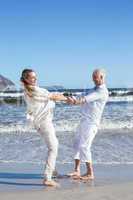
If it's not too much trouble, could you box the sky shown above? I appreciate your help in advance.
[0,0,133,89]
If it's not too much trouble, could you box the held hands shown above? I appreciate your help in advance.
[66,96,77,104]
[63,92,77,104]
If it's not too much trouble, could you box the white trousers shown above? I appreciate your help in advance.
[74,119,97,162]
[34,117,58,181]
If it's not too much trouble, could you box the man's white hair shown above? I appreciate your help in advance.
[93,68,106,78]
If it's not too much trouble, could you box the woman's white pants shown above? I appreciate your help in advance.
[35,118,58,181]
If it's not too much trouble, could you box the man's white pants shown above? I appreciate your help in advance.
[34,117,58,181]
[74,119,97,162]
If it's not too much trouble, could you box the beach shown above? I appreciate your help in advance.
[0,89,133,199]
[0,162,133,199]
[0,0,133,197]
[1,182,133,200]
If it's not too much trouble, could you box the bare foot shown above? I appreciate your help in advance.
[72,175,81,180]
[43,179,59,187]
[80,174,94,180]
[67,171,80,179]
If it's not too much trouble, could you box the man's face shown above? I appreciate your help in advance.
[25,72,37,86]
[92,72,103,86]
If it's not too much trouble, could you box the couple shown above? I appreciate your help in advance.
[20,68,108,187]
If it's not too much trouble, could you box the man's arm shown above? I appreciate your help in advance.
[85,89,104,102]
[67,89,104,105]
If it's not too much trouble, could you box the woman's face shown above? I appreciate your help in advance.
[25,71,37,86]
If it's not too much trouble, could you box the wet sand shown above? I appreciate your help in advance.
[0,162,133,199]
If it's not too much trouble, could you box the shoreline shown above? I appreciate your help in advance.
[0,163,133,199]
[0,162,133,192]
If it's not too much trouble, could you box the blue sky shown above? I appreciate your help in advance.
[0,0,133,88]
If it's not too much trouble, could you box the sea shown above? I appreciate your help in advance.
[0,88,133,166]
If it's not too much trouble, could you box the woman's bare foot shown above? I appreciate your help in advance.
[43,179,59,187]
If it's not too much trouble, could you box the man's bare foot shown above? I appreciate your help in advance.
[80,174,94,180]
[72,175,81,180]
[67,171,80,178]
[43,179,59,187]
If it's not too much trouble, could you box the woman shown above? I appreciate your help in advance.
[20,69,67,186]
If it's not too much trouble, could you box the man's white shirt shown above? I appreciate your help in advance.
[81,84,109,127]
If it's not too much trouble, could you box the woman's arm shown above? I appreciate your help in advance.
[49,93,67,101]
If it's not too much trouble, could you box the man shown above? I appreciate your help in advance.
[67,69,109,180]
